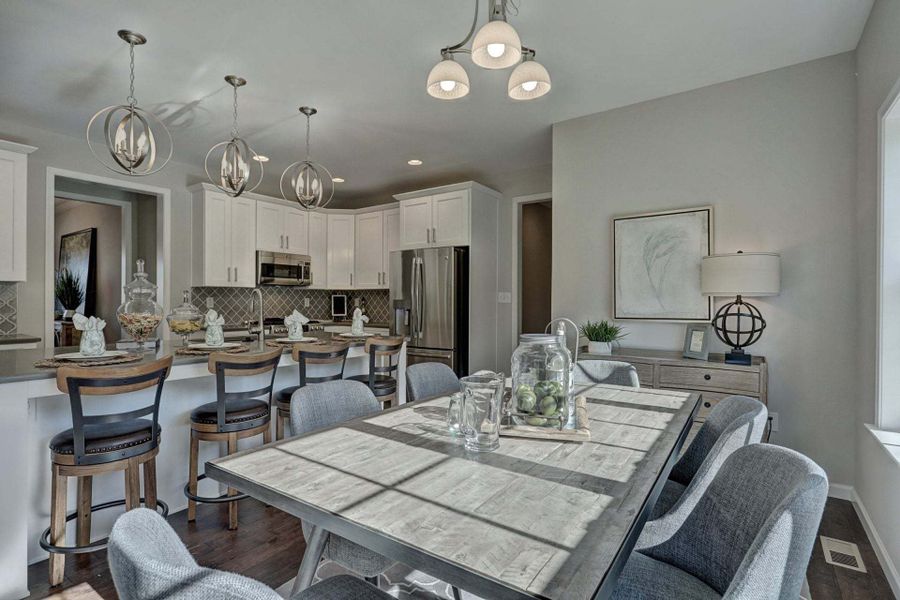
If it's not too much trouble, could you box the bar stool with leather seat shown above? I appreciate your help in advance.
[184,348,281,530]
[347,337,404,408]
[274,341,350,440]
[42,355,173,587]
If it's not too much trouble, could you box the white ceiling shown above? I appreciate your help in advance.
[0,1,873,204]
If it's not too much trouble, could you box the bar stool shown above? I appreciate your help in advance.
[347,336,405,408]
[184,348,281,530]
[42,355,173,587]
[274,341,350,440]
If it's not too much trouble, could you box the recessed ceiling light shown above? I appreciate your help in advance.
[253,155,269,162]
[332,177,345,183]
[408,159,423,166]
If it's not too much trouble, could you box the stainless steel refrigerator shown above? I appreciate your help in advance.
[390,247,468,375]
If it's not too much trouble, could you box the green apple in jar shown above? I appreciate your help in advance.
[540,395,559,416]
[516,388,537,412]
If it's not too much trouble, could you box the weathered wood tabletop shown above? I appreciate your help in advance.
[207,383,700,600]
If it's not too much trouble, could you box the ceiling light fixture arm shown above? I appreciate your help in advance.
[442,0,479,57]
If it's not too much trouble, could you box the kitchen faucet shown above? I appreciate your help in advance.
[250,287,265,348]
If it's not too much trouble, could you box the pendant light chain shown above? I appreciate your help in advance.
[305,113,311,161]
[231,83,239,139]
[126,41,137,107]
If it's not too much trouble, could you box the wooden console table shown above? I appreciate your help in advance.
[580,347,768,438]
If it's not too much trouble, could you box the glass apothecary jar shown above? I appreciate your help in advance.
[510,334,572,427]
[117,259,164,342]
[167,289,203,346]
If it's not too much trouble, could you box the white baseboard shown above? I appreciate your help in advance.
[828,483,854,500]
[847,487,900,599]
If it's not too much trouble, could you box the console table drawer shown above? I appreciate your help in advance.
[696,391,734,420]
[630,362,654,386]
[659,365,759,394]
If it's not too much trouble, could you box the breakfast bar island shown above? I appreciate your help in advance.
[0,334,406,600]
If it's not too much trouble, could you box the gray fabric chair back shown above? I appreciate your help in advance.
[406,362,461,402]
[573,360,640,387]
[108,508,282,600]
[670,395,767,488]
[637,444,828,599]
[290,379,380,436]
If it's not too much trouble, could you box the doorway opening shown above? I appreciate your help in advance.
[512,193,553,347]
[45,169,171,348]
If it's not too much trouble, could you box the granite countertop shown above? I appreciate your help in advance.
[0,331,387,385]
[0,334,41,345]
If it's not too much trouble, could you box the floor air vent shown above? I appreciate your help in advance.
[821,536,867,572]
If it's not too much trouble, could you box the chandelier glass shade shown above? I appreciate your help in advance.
[204,75,262,197]
[280,107,334,210]
[508,55,551,100]
[427,56,470,100]
[471,19,522,69]
[86,30,172,176]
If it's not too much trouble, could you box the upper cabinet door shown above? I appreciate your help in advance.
[0,147,29,281]
[256,201,284,252]
[354,211,384,288]
[203,192,232,286]
[382,208,400,288]
[326,214,355,288]
[230,196,257,287]
[432,190,470,247]
[284,208,309,254]
[307,211,327,288]
[399,196,433,250]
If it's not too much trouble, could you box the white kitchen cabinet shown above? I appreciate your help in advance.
[307,211,327,288]
[0,141,36,281]
[354,211,384,288]
[326,214,355,288]
[397,189,470,249]
[256,200,309,254]
[382,208,399,289]
[192,187,257,287]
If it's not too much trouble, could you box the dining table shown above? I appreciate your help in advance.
[206,382,701,600]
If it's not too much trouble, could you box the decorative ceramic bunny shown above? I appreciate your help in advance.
[351,306,369,336]
[284,310,310,340]
[73,314,107,356]
[204,310,225,346]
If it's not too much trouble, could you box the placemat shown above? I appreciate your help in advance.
[175,343,250,356]
[34,352,144,369]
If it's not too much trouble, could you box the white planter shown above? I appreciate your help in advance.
[588,341,612,355]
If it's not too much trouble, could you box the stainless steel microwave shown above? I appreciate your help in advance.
[256,251,312,286]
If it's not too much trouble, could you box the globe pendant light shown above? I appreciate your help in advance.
[508,50,551,100]
[427,52,470,100]
[280,107,334,210]
[471,0,521,70]
[204,76,263,197]
[86,30,173,176]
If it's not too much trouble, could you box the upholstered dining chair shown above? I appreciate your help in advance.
[612,444,828,600]
[406,362,461,402]
[108,508,392,600]
[573,360,640,387]
[651,395,767,519]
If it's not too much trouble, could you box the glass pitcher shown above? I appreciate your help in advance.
[460,372,505,453]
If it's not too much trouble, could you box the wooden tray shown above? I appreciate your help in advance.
[500,394,590,442]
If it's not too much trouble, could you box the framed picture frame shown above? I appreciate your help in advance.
[57,227,97,317]
[683,323,711,360]
[613,206,713,321]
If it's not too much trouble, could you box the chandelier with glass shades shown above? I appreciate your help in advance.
[86,30,173,176]
[280,107,335,210]
[427,0,550,101]
[204,75,263,197]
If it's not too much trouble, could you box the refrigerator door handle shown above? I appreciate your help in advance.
[415,257,425,338]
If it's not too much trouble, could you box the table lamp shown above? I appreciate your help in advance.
[700,251,781,365]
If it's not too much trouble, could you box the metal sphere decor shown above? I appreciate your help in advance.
[204,75,263,197]
[86,30,173,176]
[710,295,766,364]
[280,107,334,210]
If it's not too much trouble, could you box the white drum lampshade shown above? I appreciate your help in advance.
[701,252,781,297]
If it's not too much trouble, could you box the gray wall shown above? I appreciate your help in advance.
[855,0,900,585]
[552,53,858,486]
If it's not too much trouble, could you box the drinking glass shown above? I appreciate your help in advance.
[460,372,505,453]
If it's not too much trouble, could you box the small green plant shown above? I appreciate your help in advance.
[55,268,84,310]
[580,320,626,343]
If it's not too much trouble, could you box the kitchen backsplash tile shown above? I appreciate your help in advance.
[0,282,17,335]
[190,287,391,326]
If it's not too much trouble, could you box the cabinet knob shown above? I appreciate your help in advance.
[703,374,711,381]
[704,401,711,408]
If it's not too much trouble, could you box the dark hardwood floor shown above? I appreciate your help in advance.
[27,498,895,599]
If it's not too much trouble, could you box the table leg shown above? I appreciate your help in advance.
[291,524,327,596]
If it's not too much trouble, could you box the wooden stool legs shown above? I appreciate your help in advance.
[188,430,199,522]
[48,465,67,586]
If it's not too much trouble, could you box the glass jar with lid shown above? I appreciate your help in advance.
[166,289,203,346]
[510,334,572,427]
[116,259,164,343]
